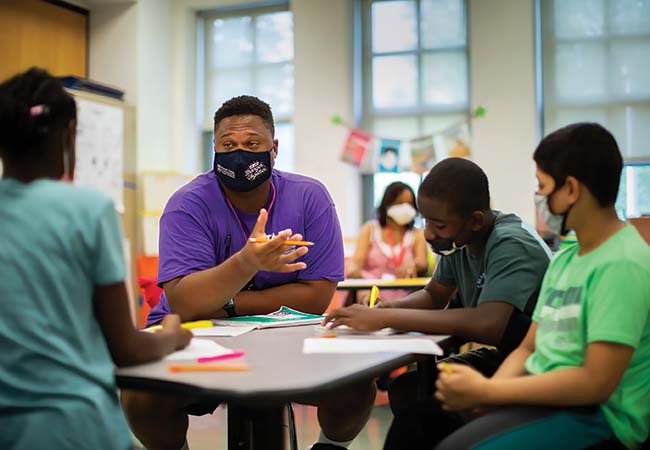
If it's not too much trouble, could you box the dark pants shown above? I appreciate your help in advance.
[384,348,625,450]
[384,347,504,450]
[387,347,505,415]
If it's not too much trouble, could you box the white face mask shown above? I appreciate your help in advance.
[387,203,417,226]
[535,194,566,235]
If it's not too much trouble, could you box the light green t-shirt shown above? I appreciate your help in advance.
[525,224,650,449]
[0,179,132,450]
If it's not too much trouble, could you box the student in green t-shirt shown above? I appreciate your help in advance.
[430,123,650,450]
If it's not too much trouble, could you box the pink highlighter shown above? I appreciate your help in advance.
[197,350,245,364]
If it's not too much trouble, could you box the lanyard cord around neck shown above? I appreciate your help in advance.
[224,180,277,241]
[385,226,406,267]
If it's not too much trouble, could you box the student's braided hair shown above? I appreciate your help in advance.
[0,67,76,162]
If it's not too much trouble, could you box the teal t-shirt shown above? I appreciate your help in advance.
[525,224,650,449]
[433,211,552,314]
[0,179,132,450]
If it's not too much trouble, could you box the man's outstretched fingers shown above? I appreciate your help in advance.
[251,208,268,237]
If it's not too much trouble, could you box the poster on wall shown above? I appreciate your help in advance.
[410,135,436,174]
[340,129,373,166]
[378,139,401,173]
[74,97,124,212]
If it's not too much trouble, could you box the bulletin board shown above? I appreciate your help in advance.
[74,96,125,212]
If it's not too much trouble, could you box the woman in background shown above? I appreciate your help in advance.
[346,181,428,301]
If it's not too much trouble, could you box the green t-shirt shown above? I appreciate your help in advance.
[0,179,131,450]
[433,211,552,315]
[525,224,650,449]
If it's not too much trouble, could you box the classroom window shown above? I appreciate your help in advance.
[200,5,295,172]
[539,0,650,218]
[360,0,470,217]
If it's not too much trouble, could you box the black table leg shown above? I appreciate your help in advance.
[343,288,358,306]
[416,357,437,400]
[228,404,285,450]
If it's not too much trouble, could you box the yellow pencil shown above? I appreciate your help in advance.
[440,362,453,375]
[369,285,379,308]
[146,320,213,332]
[248,238,314,246]
[168,364,250,372]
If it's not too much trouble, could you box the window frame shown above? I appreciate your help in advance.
[359,0,470,220]
[537,0,650,218]
[199,2,294,171]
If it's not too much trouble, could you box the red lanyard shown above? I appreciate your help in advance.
[225,180,277,241]
[385,227,406,267]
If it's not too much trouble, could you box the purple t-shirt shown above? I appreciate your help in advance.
[147,169,344,325]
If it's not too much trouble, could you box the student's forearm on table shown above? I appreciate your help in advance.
[389,289,438,309]
[113,330,180,367]
[166,253,257,321]
[485,367,613,406]
[381,307,506,345]
[234,281,335,316]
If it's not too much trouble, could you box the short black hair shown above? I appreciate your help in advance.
[377,181,417,229]
[213,95,275,136]
[534,123,622,207]
[0,67,76,162]
[418,158,490,217]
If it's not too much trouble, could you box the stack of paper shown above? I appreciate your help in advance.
[165,338,235,361]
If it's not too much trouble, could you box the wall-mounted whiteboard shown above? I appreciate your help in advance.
[74,96,125,212]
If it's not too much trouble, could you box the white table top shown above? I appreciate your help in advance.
[116,325,449,406]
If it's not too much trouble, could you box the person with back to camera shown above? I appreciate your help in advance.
[345,181,428,301]
[0,67,191,450]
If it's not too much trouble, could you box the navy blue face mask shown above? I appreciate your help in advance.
[213,148,272,192]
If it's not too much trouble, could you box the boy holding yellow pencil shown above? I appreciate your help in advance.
[323,158,552,449]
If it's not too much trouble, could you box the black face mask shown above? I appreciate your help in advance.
[213,148,272,192]
[426,238,465,256]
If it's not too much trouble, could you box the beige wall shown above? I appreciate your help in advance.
[293,0,360,235]
[469,0,538,224]
[87,0,540,233]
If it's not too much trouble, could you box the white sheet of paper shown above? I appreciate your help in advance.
[303,338,443,355]
[164,338,234,361]
[314,325,398,336]
[191,326,256,337]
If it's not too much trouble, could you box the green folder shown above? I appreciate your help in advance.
[212,306,324,329]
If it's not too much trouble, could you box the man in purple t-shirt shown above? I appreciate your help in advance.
[121,96,376,450]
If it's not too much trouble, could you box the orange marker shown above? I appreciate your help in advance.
[318,333,337,339]
[168,364,250,372]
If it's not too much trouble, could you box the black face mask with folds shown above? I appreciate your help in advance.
[426,237,467,256]
[213,148,272,192]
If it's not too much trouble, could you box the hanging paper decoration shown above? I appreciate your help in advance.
[333,106,485,171]
[340,129,373,166]
[435,122,471,159]
[410,135,436,174]
[378,139,401,173]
